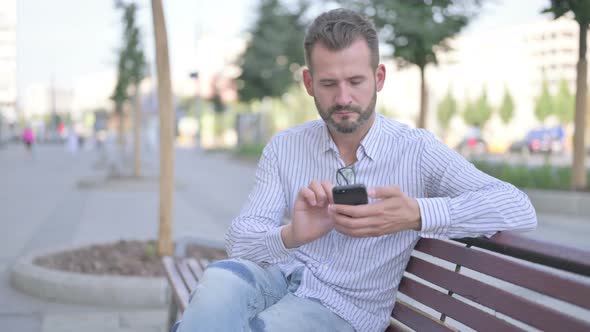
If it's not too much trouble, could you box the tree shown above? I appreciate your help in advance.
[463,88,492,128]
[338,0,482,128]
[534,79,553,123]
[113,1,146,177]
[543,0,590,190]
[554,78,575,124]
[151,0,174,256]
[237,0,309,102]
[436,88,458,139]
[111,53,130,150]
[499,87,515,125]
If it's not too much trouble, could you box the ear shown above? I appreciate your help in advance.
[375,64,386,92]
[302,68,314,96]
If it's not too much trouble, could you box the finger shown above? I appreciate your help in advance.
[334,215,393,237]
[299,187,317,206]
[308,180,328,206]
[330,202,379,218]
[321,181,335,204]
[368,186,402,199]
[332,213,380,230]
[334,221,381,237]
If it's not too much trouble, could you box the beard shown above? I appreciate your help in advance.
[315,91,377,134]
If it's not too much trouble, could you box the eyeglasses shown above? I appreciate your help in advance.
[336,165,356,186]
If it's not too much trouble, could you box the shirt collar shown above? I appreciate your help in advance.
[320,113,383,161]
[359,113,382,161]
[321,122,338,154]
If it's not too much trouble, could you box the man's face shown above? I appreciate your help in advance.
[303,38,385,134]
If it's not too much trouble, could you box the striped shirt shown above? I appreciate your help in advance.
[225,113,537,332]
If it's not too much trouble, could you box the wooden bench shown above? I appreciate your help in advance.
[163,232,590,331]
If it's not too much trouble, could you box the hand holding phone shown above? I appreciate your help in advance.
[332,184,368,205]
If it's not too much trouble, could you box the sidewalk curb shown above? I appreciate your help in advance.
[9,249,169,309]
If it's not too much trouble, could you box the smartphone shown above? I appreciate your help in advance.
[332,184,368,205]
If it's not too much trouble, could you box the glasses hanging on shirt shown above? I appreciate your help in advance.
[336,165,356,186]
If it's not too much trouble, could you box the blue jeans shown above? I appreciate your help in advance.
[173,258,355,332]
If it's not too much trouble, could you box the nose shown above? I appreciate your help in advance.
[334,83,353,106]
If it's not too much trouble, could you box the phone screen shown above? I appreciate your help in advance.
[332,184,368,205]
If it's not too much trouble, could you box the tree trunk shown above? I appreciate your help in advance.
[151,0,174,256]
[133,85,142,178]
[572,23,587,190]
[417,65,428,128]
[116,102,125,149]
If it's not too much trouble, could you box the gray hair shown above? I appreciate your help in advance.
[304,8,379,72]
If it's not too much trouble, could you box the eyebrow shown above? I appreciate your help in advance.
[318,75,366,83]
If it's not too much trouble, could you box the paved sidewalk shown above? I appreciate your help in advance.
[0,143,255,332]
[0,142,588,331]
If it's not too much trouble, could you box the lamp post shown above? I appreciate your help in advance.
[189,71,201,148]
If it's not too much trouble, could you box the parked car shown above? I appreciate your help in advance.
[456,136,488,156]
[509,126,565,155]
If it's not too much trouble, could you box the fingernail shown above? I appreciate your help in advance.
[368,188,375,196]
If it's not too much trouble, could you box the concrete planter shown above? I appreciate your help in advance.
[10,250,169,309]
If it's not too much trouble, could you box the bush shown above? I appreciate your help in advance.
[472,161,589,191]
[234,143,265,158]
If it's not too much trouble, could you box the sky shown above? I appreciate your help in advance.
[14,0,551,105]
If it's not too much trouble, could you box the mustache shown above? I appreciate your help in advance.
[329,105,361,113]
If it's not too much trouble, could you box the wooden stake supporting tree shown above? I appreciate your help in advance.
[151,0,174,256]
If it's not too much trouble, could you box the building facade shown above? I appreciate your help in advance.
[0,0,17,139]
[379,16,585,152]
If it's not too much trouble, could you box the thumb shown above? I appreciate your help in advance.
[368,186,401,199]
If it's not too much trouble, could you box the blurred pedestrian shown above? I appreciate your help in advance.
[22,126,35,154]
[66,127,79,154]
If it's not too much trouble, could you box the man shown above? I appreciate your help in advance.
[176,8,537,332]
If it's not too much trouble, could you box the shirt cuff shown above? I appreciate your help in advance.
[416,197,452,237]
[264,226,295,263]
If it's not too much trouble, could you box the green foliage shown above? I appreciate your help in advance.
[473,160,589,191]
[436,88,457,131]
[543,0,590,25]
[463,88,491,127]
[111,2,146,109]
[499,87,515,125]
[279,85,318,126]
[234,143,266,158]
[144,243,157,258]
[338,0,482,69]
[554,78,575,124]
[237,0,309,102]
[534,79,553,123]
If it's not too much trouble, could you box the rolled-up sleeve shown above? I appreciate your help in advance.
[416,132,537,239]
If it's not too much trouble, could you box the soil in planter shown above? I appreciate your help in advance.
[34,239,227,278]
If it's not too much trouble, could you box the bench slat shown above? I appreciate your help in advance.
[176,259,198,292]
[457,232,590,277]
[187,258,205,280]
[416,239,590,310]
[406,256,590,331]
[162,256,190,312]
[399,277,524,332]
[390,300,457,332]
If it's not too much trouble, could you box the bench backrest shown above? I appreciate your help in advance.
[390,233,590,332]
